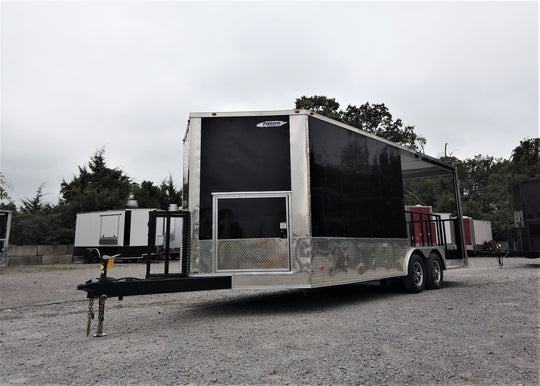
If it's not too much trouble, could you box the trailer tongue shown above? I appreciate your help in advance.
[77,274,231,299]
[78,273,231,337]
[78,210,232,336]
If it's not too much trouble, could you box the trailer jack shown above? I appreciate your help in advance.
[85,252,116,337]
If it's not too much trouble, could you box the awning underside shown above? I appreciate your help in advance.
[401,153,454,179]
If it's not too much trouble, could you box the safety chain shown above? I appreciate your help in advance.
[86,298,95,337]
[95,295,108,337]
[85,295,107,337]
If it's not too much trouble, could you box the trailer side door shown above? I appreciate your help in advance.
[212,192,291,272]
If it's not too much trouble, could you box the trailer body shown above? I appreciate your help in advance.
[73,208,182,262]
[461,216,474,250]
[472,219,493,249]
[433,213,454,245]
[0,210,12,267]
[458,216,493,253]
[182,110,467,290]
[78,109,468,302]
[510,180,540,257]
[405,206,437,246]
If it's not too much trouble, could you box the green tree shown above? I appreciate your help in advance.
[509,138,539,181]
[403,174,458,215]
[9,185,73,245]
[438,155,511,238]
[295,95,342,120]
[159,175,183,209]
[485,138,539,238]
[0,172,14,208]
[341,103,426,152]
[295,95,426,151]
[482,161,514,238]
[440,139,538,239]
[51,148,133,243]
[20,184,49,213]
[131,175,183,210]
[131,180,162,208]
[60,148,132,214]
[458,155,500,207]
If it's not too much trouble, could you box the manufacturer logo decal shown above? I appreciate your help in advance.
[256,121,287,127]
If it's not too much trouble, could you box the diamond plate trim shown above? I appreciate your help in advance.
[216,238,289,271]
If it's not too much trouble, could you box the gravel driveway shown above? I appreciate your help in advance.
[0,257,538,385]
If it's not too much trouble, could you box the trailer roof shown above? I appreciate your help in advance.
[188,109,455,178]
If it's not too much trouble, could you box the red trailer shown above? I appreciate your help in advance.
[406,206,437,246]
[462,216,473,247]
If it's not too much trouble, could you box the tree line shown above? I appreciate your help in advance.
[0,148,182,245]
[1,96,538,245]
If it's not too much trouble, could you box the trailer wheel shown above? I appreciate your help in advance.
[426,253,443,289]
[403,253,425,293]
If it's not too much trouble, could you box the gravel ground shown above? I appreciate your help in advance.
[0,257,538,385]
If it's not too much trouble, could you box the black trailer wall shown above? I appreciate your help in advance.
[308,117,406,238]
[0,211,9,250]
[199,115,407,241]
[0,213,8,240]
[199,116,291,240]
[512,180,540,252]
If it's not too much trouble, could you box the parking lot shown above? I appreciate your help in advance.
[0,257,538,384]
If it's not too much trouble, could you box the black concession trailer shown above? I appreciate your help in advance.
[78,110,468,334]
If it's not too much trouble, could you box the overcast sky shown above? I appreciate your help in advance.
[1,1,538,206]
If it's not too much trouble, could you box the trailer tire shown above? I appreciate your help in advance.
[403,253,425,293]
[426,253,443,289]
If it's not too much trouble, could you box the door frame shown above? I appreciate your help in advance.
[211,191,292,273]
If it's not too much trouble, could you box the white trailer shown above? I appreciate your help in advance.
[472,219,493,250]
[73,208,182,262]
[0,210,12,268]
[438,213,455,245]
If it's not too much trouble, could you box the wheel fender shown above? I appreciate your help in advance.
[403,249,426,276]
